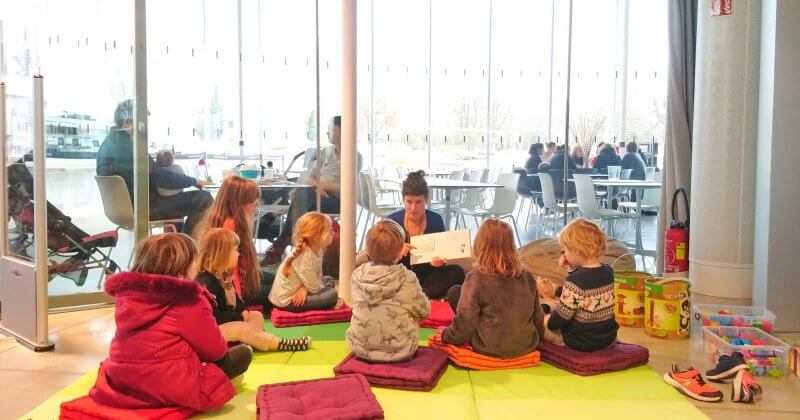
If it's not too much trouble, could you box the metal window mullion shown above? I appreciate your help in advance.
[133,0,150,242]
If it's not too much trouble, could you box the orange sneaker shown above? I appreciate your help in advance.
[732,370,763,403]
[663,364,724,402]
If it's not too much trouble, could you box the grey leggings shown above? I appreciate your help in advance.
[283,276,339,312]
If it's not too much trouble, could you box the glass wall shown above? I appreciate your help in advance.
[1,0,670,301]
[0,0,133,304]
[490,0,553,170]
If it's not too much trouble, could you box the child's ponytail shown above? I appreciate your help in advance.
[281,212,332,276]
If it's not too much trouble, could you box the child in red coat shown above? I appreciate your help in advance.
[90,233,252,412]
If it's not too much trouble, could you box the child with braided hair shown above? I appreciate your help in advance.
[268,212,344,312]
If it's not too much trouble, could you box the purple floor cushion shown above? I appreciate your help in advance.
[257,374,383,420]
[537,341,649,376]
[333,346,449,391]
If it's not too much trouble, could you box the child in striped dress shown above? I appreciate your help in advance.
[268,212,344,312]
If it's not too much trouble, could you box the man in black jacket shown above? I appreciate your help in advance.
[96,100,212,234]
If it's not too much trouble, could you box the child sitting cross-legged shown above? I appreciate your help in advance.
[347,220,430,362]
[437,219,545,359]
[544,219,619,352]
[269,212,344,312]
[90,233,251,412]
[196,228,310,351]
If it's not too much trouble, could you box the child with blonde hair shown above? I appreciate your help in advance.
[545,218,619,351]
[269,212,343,311]
[90,233,251,412]
[348,220,429,362]
[437,219,545,358]
[196,176,264,306]
[197,228,310,351]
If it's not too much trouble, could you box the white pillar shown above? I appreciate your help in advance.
[690,0,760,299]
[339,0,357,305]
[753,0,800,331]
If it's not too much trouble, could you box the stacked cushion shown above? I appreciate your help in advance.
[333,346,449,391]
[537,340,649,376]
[270,305,352,327]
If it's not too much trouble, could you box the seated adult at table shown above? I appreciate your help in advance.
[621,141,646,180]
[570,145,585,167]
[592,143,622,173]
[542,141,557,162]
[524,143,544,174]
[262,115,362,265]
[386,171,465,300]
[96,100,212,234]
[547,144,577,172]
[588,142,605,168]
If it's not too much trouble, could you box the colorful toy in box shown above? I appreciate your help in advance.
[702,326,789,378]
[693,304,775,335]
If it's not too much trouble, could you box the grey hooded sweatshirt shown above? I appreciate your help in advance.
[346,262,430,362]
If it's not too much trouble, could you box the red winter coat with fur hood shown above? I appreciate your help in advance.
[89,272,235,412]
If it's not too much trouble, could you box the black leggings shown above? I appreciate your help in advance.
[446,285,462,312]
[412,263,465,300]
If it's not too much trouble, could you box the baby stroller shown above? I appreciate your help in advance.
[7,160,120,288]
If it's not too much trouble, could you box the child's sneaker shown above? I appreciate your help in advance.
[706,351,749,381]
[663,364,724,402]
[278,336,312,351]
[731,370,763,403]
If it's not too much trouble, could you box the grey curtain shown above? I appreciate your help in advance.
[656,0,697,273]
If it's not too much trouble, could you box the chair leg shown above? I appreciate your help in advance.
[508,215,522,246]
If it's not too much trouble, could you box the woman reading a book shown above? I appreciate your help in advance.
[385,170,465,300]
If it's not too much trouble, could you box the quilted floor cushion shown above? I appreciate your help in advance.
[427,337,541,370]
[420,300,455,328]
[537,340,649,376]
[59,396,195,420]
[270,305,352,327]
[333,346,449,391]
[257,374,383,420]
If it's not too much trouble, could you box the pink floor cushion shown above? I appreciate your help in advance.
[257,374,384,420]
[269,305,352,327]
[333,346,449,391]
[537,341,649,376]
[420,300,455,328]
[59,395,196,420]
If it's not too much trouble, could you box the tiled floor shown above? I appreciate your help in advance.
[2,308,798,419]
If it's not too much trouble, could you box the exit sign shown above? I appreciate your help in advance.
[711,0,732,17]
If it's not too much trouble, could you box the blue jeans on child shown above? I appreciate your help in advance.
[283,276,338,312]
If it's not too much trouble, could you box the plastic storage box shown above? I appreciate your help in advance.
[692,304,775,336]
[702,326,790,378]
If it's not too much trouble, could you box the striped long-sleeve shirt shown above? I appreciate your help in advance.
[547,264,618,351]
[268,248,325,308]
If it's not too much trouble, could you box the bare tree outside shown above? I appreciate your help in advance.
[569,111,606,158]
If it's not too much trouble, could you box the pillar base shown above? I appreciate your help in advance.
[689,259,753,299]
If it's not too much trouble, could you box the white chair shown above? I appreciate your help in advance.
[573,174,637,236]
[619,171,662,214]
[95,176,184,263]
[452,170,484,229]
[537,172,579,230]
[253,197,289,240]
[452,172,522,246]
[358,172,403,250]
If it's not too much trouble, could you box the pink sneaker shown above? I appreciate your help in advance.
[732,370,763,403]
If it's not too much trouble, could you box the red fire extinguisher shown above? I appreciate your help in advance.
[665,188,689,273]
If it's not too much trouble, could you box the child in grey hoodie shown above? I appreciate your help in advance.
[347,220,430,362]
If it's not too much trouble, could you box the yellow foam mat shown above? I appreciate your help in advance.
[23,324,706,419]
